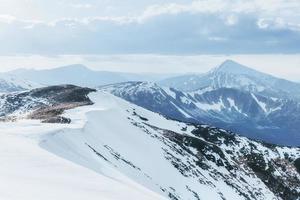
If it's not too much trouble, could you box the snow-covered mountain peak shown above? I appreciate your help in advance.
[159,60,274,93]
[212,60,262,76]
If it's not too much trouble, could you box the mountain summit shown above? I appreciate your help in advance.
[212,60,261,75]
[160,60,300,99]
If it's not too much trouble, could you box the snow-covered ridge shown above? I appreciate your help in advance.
[0,87,299,200]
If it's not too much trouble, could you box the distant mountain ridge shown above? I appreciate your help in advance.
[4,64,174,88]
[101,81,300,146]
[160,60,300,100]
[101,60,300,146]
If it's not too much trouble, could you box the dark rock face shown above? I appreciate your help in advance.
[42,116,71,124]
[0,84,96,123]
[27,84,96,104]
[295,158,300,174]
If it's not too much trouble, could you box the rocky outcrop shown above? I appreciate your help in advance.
[0,85,96,123]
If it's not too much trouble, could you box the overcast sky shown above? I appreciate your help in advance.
[1,0,300,54]
[0,0,299,80]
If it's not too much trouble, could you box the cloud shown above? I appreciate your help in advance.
[70,3,93,9]
[0,15,16,24]
[0,0,300,54]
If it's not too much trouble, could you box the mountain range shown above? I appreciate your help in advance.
[1,60,300,146]
[2,64,174,88]
[160,60,300,100]
[2,60,300,146]
[1,85,299,200]
[101,60,300,146]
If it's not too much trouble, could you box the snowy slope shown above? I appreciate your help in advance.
[38,92,300,200]
[0,74,41,93]
[1,88,299,200]
[0,120,165,200]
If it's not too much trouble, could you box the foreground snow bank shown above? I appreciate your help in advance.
[0,93,166,200]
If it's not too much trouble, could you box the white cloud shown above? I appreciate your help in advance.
[71,3,93,9]
[138,1,299,20]
[208,37,228,42]
[257,17,300,31]
[1,1,300,29]
[257,18,270,29]
[137,0,227,22]
[225,15,238,26]
[0,15,16,24]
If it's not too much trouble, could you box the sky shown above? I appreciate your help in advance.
[0,0,299,80]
